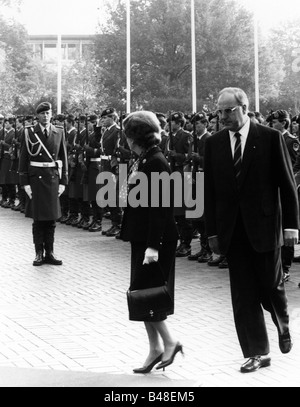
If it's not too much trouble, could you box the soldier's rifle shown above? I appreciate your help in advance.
[288,109,293,134]
[114,111,123,163]
[79,114,89,184]
[68,116,80,179]
[9,116,18,171]
[0,116,6,161]
[216,113,220,132]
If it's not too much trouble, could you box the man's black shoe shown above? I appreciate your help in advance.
[240,356,271,373]
[89,222,102,232]
[207,255,224,266]
[106,226,121,237]
[33,251,44,267]
[102,226,114,236]
[80,218,91,229]
[71,217,81,227]
[218,257,228,269]
[59,214,69,224]
[83,220,94,230]
[279,331,293,354]
[65,215,76,225]
[198,252,213,263]
[44,253,63,266]
[176,245,191,257]
[188,250,203,261]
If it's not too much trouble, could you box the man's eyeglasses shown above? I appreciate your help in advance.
[216,106,240,116]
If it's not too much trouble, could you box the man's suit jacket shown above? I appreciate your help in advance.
[204,121,299,255]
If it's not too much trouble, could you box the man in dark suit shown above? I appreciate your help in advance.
[204,87,299,373]
[19,102,68,266]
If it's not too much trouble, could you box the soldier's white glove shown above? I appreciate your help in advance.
[58,185,65,197]
[24,185,32,200]
[143,247,159,264]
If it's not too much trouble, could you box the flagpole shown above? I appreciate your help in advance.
[126,0,131,114]
[57,33,62,114]
[191,0,197,113]
[254,1,259,112]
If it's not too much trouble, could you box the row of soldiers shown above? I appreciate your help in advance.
[1,107,300,271]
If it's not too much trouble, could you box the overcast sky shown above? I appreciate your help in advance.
[18,0,104,35]
[8,0,300,36]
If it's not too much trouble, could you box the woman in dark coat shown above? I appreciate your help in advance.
[120,111,183,373]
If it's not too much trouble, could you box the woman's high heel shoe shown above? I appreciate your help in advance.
[156,343,184,370]
[133,354,163,374]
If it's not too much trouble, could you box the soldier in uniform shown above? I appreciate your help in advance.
[0,114,5,205]
[188,113,229,269]
[207,111,220,134]
[267,109,300,282]
[69,115,91,229]
[166,112,192,257]
[291,114,300,140]
[54,114,69,223]
[11,116,26,212]
[184,113,193,133]
[64,114,80,225]
[156,112,168,155]
[0,117,17,208]
[82,114,103,232]
[18,102,68,266]
[99,107,125,237]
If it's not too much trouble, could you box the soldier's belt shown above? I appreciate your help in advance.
[90,158,101,162]
[101,155,111,161]
[30,161,56,168]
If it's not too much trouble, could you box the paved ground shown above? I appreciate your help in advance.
[0,206,300,388]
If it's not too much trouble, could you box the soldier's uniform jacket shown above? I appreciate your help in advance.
[188,131,212,170]
[1,127,15,155]
[167,127,191,170]
[84,128,102,201]
[66,127,77,154]
[101,123,122,173]
[283,130,300,168]
[0,127,16,185]
[18,123,68,221]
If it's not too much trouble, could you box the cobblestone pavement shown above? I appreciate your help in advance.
[0,207,300,387]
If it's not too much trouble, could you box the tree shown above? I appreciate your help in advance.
[61,58,107,114]
[0,1,37,114]
[267,18,300,114]
[94,0,269,112]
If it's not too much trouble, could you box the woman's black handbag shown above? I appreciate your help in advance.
[126,263,173,320]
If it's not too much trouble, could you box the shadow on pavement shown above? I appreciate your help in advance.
[0,367,197,388]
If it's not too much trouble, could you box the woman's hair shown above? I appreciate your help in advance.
[123,111,162,149]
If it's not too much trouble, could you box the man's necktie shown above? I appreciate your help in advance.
[233,132,242,182]
[44,129,48,137]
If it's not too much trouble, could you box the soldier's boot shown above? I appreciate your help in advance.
[44,243,63,266]
[33,244,44,267]
[89,220,102,232]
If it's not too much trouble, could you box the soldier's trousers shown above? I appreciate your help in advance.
[32,220,56,253]
[1,184,16,202]
[175,215,193,246]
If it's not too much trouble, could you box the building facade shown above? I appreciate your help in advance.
[28,35,94,65]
